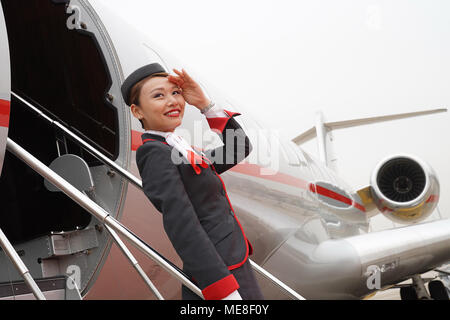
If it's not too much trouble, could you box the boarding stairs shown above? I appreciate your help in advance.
[0,92,305,300]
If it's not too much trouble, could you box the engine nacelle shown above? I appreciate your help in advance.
[370,154,440,224]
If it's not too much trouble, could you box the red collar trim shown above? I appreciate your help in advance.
[142,138,168,145]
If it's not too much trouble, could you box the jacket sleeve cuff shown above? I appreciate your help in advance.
[206,109,242,134]
[201,274,240,300]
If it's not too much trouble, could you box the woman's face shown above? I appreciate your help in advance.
[131,76,185,132]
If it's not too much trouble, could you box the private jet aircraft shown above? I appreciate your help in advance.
[0,0,449,300]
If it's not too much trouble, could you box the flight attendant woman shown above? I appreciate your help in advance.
[121,63,263,300]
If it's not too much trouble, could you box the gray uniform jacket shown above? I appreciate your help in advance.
[136,110,253,300]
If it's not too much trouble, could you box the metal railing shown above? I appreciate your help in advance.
[11,92,143,189]
[0,227,46,300]
[9,91,306,300]
[6,138,203,298]
[84,190,164,299]
[103,224,164,300]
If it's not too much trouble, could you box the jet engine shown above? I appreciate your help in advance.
[369,154,440,224]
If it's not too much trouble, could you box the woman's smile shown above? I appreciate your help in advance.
[164,109,181,118]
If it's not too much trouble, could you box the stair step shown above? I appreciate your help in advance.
[0,276,81,300]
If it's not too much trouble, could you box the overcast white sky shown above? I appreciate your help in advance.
[100,0,450,229]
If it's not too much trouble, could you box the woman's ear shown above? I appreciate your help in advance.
[130,104,144,121]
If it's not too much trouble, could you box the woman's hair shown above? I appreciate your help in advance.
[130,72,169,129]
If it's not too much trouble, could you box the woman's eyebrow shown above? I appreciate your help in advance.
[149,85,180,94]
[149,87,164,94]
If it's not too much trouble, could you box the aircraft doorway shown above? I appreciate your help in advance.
[0,0,129,296]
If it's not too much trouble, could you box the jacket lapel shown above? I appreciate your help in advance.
[141,132,168,144]
[141,132,210,174]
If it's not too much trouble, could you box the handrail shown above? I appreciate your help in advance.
[0,227,46,300]
[85,190,164,299]
[6,138,204,299]
[103,224,165,300]
[11,92,305,300]
[11,91,143,189]
[249,260,304,300]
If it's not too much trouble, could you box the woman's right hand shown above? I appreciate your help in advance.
[168,68,211,111]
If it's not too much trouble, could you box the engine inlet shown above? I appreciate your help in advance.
[377,158,426,202]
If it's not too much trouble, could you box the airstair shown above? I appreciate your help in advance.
[0,92,305,300]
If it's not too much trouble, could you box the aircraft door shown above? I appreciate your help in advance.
[0,3,10,177]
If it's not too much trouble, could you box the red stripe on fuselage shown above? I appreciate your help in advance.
[312,184,366,212]
[232,163,365,212]
[130,130,366,212]
[230,162,309,190]
[0,99,10,128]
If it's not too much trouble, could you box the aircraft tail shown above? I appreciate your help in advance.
[291,108,447,146]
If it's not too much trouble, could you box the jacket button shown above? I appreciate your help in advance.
[229,209,234,216]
